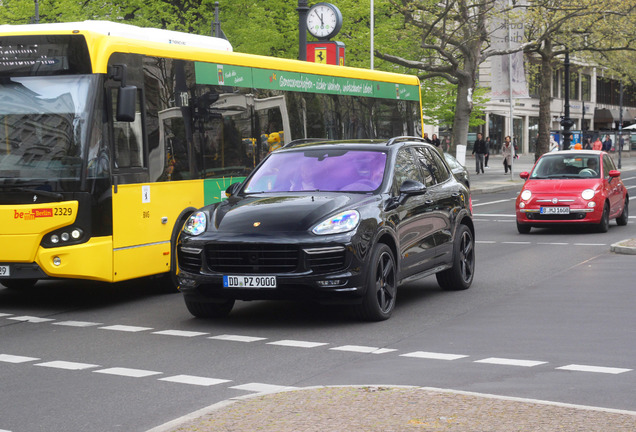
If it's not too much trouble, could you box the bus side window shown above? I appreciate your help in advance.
[111,87,144,169]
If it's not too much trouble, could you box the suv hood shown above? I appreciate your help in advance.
[207,193,373,233]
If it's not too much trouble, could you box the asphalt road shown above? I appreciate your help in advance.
[1,180,636,432]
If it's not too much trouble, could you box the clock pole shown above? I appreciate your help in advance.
[297,0,309,61]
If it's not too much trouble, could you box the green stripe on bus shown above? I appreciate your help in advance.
[194,62,419,101]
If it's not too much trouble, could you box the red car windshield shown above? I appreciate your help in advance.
[531,154,600,179]
[244,149,387,193]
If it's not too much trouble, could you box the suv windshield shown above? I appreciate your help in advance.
[0,74,99,186]
[244,149,387,193]
[531,154,601,179]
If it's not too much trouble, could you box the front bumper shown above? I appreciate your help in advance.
[176,236,370,305]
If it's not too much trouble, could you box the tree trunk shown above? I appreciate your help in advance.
[535,40,554,161]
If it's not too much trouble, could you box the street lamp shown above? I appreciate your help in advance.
[297,0,309,61]
[560,50,574,150]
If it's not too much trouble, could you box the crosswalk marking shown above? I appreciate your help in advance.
[401,351,468,361]
[475,358,547,367]
[99,325,153,332]
[53,321,102,327]
[94,367,162,378]
[35,361,99,370]
[158,375,231,386]
[0,354,40,363]
[267,340,328,348]
[153,330,209,337]
[230,383,297,393]
[556,364,632,374]
[209,334,267,342]
[8,316,54,323]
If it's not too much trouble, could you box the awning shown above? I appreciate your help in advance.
[622,108,635,122]
[594,108,619,123]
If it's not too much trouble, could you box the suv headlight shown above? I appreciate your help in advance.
[312,210,360,235]
[183,211,207,236]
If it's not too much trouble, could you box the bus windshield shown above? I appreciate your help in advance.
[0,74,99,187]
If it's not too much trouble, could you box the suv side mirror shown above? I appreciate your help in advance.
[225,182,242,197]
[397,180,427,205]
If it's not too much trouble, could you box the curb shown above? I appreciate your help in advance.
[611,239,636,255]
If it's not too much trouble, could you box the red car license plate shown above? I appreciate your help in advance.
[540,206,570,214]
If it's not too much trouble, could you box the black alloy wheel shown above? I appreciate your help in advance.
[617,197,629,226]
[356,243,397,321]
[436,224,475,291]
[598,202,610,233]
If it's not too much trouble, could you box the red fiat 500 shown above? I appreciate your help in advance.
[516,150,628,233]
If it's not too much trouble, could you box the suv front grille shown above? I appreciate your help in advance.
[305,247,346,273]
[205,243,299,274]
[178,247,203,273]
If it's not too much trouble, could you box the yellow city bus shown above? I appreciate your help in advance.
[0,21,423,291]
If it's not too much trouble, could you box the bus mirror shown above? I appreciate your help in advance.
[117,85,137,122]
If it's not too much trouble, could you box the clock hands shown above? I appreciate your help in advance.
[313,9,324,27]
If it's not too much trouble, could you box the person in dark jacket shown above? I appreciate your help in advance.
[472,133,487,174]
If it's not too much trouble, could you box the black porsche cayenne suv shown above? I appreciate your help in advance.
[177,137,475,321]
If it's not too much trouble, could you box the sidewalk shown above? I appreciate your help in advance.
[149,152,636,432]
[468,152,636,194]
[151,385,636,432]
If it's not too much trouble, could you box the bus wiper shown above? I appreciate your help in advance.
[13,187,64,200]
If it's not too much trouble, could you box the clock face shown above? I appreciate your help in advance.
[307,3,342,39]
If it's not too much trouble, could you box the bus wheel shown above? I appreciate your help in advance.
[184,297,235,318]
[1,280,37,290]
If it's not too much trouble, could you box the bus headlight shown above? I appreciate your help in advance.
[184,212,207,236]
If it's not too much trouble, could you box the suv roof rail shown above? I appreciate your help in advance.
[386,136,428,146]
[283,138,328,148]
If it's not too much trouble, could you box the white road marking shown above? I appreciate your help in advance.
[99,325,153,332]
[267,340,328,348]
[400,351,468,361]
[35,361,99,370]
[330,345,397,354]
[474,213,516,217]
[53,321,102,327]
[8,316,54,323]
[574,243,607,246]
[475,357,547,367]
[475,240,496,244]
[0,354,40,363]
[556,364,632,374]
[230,383,298,393]
[209,334,267,342]
[472,199,514,207]
[153,330,209,337]
[537,242,569,245]
[94,367,162,378]
[0,313,13,317]
[158,375,231,386]
[502,241,532,245]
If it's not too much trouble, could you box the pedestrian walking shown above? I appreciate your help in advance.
[592,136,603,150]
[502,135,515,174]
[472,133,487,175]
[423,133,432,144]
[602,134,612,152]
[484,136,491,168]
[430,134,441,149]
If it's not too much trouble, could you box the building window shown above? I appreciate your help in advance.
[581,74,591,101]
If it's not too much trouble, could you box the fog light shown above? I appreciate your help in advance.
[317,279,343,287]
[178,277,196,287]
[519,202,525,209]
[71,229,81,239]
[51,235,59,244]
[61,232,70,241]
[588,202,596,208]
[53,256,61,266]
